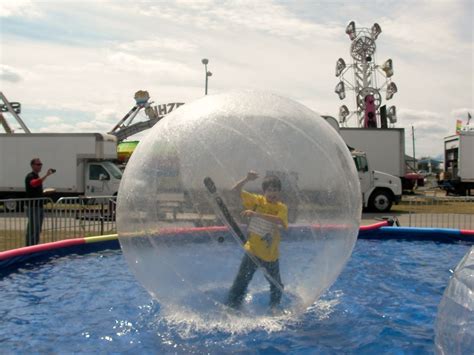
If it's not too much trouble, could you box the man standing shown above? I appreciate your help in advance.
[25,158,55,246]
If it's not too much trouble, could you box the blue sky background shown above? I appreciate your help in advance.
[0,0,472,157]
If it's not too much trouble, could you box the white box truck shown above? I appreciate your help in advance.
[351,150,402,212]
[439,129,474,195]
[323,116,402,211]
[323,116,423,191]
[339,127,405,178]
[0,133,122,205]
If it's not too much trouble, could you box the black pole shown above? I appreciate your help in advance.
[205,64,208,95]
[412,125,416,171]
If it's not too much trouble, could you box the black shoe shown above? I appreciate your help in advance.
[225,299,242,310]
[269,303,283,316]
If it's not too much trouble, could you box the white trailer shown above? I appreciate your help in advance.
[439,130,474,195]
[0,133,122,202]
[339,127,405,178]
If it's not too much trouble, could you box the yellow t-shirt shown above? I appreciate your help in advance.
[241,190,288,262]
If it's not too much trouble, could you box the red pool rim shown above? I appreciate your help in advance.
[2,220,473,269]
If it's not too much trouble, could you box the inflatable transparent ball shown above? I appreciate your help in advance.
[435,246,474,354]
[117,90,361,317]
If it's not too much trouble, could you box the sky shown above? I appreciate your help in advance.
[0,0,472,158]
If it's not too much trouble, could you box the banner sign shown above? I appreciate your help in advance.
[150,103,185,117]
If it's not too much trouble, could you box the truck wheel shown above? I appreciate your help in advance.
[3,199,17,212]
[2,199,26,213]
[369,190,393,213]
[3,200,13,211]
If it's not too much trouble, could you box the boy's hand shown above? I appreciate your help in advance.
[246,171,259,181]
[241,210,256,218]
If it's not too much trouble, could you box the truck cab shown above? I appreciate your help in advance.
[85,161,122,196]
[352,150,402,212]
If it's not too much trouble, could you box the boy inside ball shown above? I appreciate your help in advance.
[226,171,289,311]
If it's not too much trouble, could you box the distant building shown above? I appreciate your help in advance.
[417,157,443,175]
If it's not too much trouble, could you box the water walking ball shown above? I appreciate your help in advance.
[435,246,474,353]
[117,90,361,317]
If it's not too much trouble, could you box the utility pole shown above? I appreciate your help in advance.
[412,125,416,171]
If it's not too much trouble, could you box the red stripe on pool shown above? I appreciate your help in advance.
[359,221,389,231]
[0,238,86,261]
[0,222,383,261]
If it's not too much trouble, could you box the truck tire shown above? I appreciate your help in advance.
[3,196,27,212]
[369,189,393,213]
[3,199,18,212]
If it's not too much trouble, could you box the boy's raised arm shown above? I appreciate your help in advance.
[231,171,259,193]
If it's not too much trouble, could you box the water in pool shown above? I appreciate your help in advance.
[1,239,470,353]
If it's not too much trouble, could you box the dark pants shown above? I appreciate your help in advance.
[227,253,283,309]
[26,206,44,246]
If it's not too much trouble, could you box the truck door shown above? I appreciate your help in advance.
[86,163,111,195]
[353,155,372,200]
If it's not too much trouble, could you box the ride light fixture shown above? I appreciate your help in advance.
[371,23,382,40]
[335,58,346,77]
[345,21,356,40]
[335,81,346,100]
[386,82,398,100]
[339,105,350,123]
[381,59,394,77]
[388,105,397,123]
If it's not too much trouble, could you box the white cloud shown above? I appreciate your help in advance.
[0,0,471,159]
[38,119,111,133]
[451,108,474,123]
[398,108,459,158]
[95,109,120,123]
[38,123,76,133]
[0,65,23,82]
[140,0,340,41]
[76,121,110,131]
[43,116,62,124]
[106,52,198,79]
[117,38,198,53]
[35,108,124,134]
[381,1,471,57]
[0,0,42,18]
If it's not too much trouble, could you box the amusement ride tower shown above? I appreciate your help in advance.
[335,21,398,128]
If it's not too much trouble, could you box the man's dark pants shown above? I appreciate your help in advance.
[26,205,44,246]
[227,252,283,308]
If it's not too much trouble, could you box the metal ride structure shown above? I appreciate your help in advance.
[0,91,30,134]
[110,59,211,141]
[109,91,184,142]
[335,21,398,128]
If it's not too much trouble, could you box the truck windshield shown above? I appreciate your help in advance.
[102,161,123,179]
[353,156,368,172]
